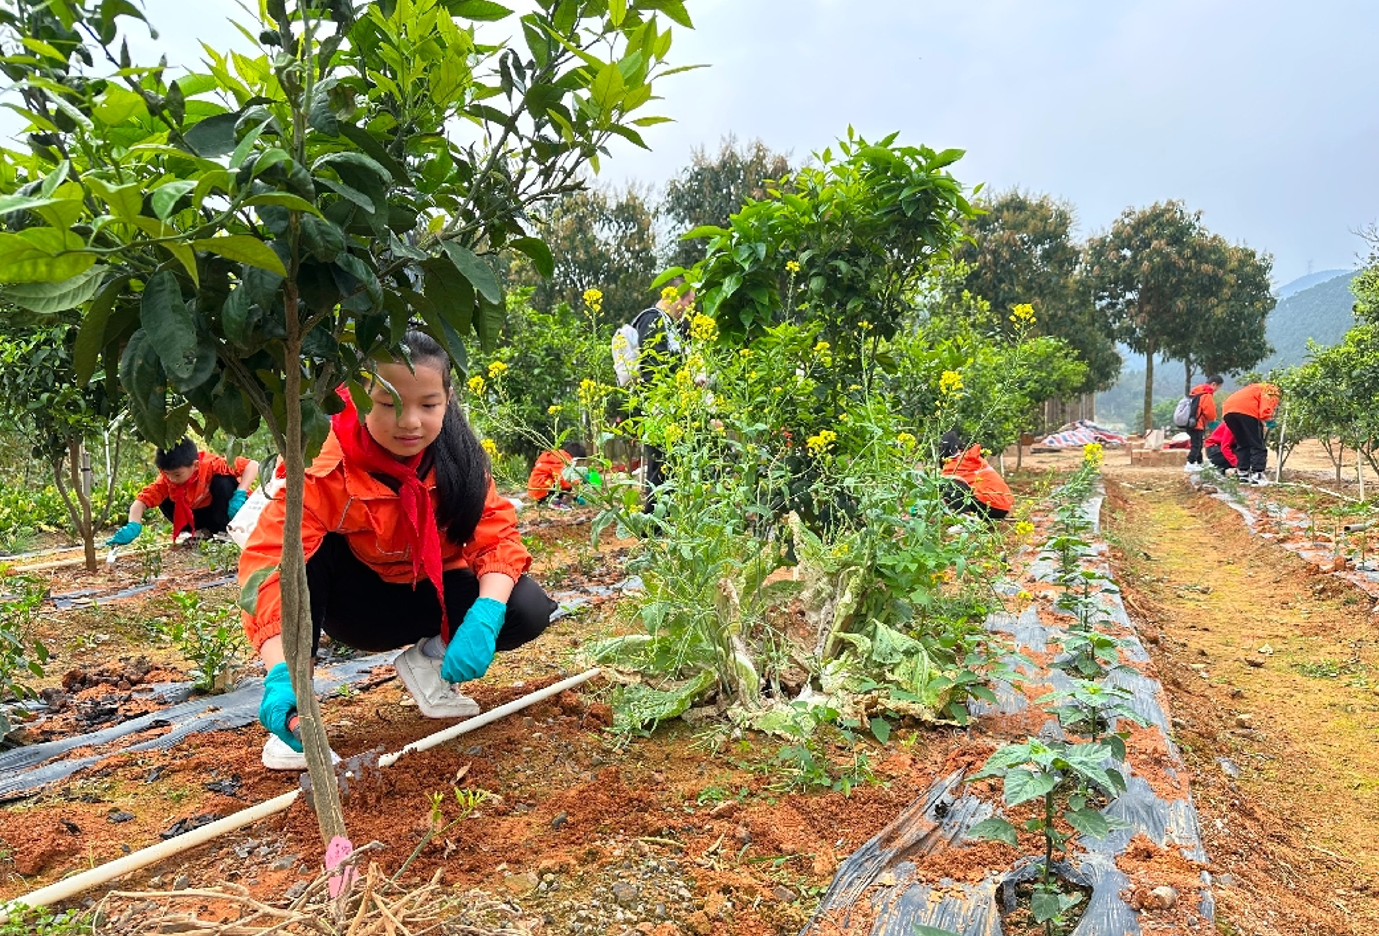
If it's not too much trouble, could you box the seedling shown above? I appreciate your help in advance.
[164,591,248,693]
[969,738,1129,935]
[1037,680,1150,757]
[0,574,49,736]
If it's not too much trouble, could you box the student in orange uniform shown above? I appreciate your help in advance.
[1184,374,1224,471]
[938,431,1014,520]
[238,331,556,770]
[107,440,259,545]
[1220,382,1281,485]
[526,441,587,505]
[1204,421,1238,474]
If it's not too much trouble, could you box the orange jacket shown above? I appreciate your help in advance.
[237,430,531,651]
[941,445,1014,513]
[526,449,574,501]
[137,452,250,511]
[1188,382,1219,430]
[1221,382,1281,421]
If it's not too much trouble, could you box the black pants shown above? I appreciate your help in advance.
[305,533,556,654]
[1205,444,1233,472]
[1187,428,1206,464]
[1223,413,1268,474]
[940,478,1009,521]
[159,475,238,535]
[642,443,666,515]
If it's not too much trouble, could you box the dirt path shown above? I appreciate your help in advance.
[1103,465,1379,936]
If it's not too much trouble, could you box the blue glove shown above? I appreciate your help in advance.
[227,489,249,519]
[259,662,302,752]
[441,598,507,683]
[106,521,143,546]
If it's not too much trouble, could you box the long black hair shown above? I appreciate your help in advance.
[400,329,490,547]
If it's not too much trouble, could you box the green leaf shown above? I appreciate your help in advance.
[238,564,278,615]
[869,716,891,744]
[94,84,146,126]
[509,236,554,279]
[229,116,272,169]
[608,0,626,26]
[1064,807,1113,840]
[151,180,197,220]
[589,61,625,113]
[966,816,1017,846]
[0,229,96,284]
[86,176,144,222]
[0,265,105,313]
[337,123,410,186]
[140,270,198,381]
[914,928,965,936]
[1003,767,1059,807]
[641,0,692,27]
[74,274,133,385]
[440,242,501,304]
[192,235,287,276]
[244,192,325,217]
[450,0,513,21]
[475,295,504,352]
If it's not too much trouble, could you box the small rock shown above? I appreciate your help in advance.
[1234,714,1253,729]
[285,881,309,900]
[504,871,540,896]
[772,885,797,903]
[107,811,136,824]
[733,825,752,844]
[1230,687,1245,698]
[708,801,738,819]
[611,881,639,907]
[1257,643,1274,656]
[1218,757,1241,779]
[271,855,298,870]
[173,874,190,891]
[551,812,569,830]
[1148,885,1178,910]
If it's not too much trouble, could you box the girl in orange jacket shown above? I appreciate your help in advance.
[238,330,555,770]
[938,432,1014,520]
[1221,382,1281,484]
[1184,375,1224,469]
[526,441,587,504]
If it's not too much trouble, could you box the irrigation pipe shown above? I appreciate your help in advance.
[0,667,602,922]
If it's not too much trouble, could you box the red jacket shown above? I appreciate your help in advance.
[941,445,1014,513]
[1188,382,1218,430]
[1222,383,1280,421]
[237,430,530,651]
[1204,422,1237,467]
[138,452,251,536]
[526,449,574,501]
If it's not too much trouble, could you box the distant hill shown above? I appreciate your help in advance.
[1275,269,1351,300]
[1258,270,1360,370]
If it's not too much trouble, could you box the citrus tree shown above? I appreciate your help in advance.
[0,0,693,846]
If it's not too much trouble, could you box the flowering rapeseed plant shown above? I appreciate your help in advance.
[785,259,801,273]
[467,374,486,395]
[689,313,717,342]
[939,370,964,396]
[896,431,918,451]
[480,438,498,458]
[1014,520,1035,537]
[486,360,508,379]
[1083,442,1104,469]
[805,429,838,455]
[583,287,604,315]
[1009,302,1036,326]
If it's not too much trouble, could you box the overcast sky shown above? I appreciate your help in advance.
[21,0,1379,286]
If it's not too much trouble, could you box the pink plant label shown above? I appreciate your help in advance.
[325,835,358,898]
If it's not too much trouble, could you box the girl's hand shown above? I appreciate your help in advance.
[441,598,507,683]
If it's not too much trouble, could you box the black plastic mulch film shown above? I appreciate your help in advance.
[802,490,1214,936]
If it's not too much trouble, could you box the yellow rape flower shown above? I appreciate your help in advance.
[896,432,918,450]
[480,438,498,458]
[785,260,801,273]
[1009,302,1036,325]
[660,285,681,304]
[583,287,604,314]
[1083,442,1104,469]
[548,404,563,415]
[689,313,717,342]
[1014,520,1035,537]
[805,429,838,456]
[487,360,508,379]
[739,348,753,359]
[577,378,604,406]
[939,370,963,396]
[663,423,684,444]
[467,374,486,395]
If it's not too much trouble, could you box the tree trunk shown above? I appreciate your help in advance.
[1184,359,1193,396]
[53,441,97,572]
[1142,339,1156,434]
[282,282,349,848]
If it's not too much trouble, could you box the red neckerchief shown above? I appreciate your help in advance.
[167,454,201,537]
[331,388,450,639]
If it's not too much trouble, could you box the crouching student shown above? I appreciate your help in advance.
[107,440,259,546]
[526,441,587,506]
[238,331,557,770]
[1221,382,1281,486]
[1204,422,1238,474]
[938,432,1014,520]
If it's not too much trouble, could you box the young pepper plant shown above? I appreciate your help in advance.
[0,0,694,846]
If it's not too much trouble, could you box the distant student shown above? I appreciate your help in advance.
[1204,422,1238,474]
[1184,375,1224,470]
[526,442,588,505]
[938,431,1013,520]
[107,440,259,545]
[1221,382,1281,485]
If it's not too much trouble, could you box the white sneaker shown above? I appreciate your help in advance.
[1252,473,1270,487]
[262,734,341,771]
[393,642,481,719]
[1183,462,1199,472]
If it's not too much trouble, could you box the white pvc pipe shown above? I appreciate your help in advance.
[0,667,602,921]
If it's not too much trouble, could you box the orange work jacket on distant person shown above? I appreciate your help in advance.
[1188,382,1219,430]
[237,430,531,651]
[941,445,1014,513]
[137,452,252,530]
[1221,382,1281,422]
[526,449,574,501]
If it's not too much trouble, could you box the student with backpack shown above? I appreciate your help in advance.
[238,331,556,770]
[611,277,696,513]
[1175,375,1224,471]
[1221,382,1281,485]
